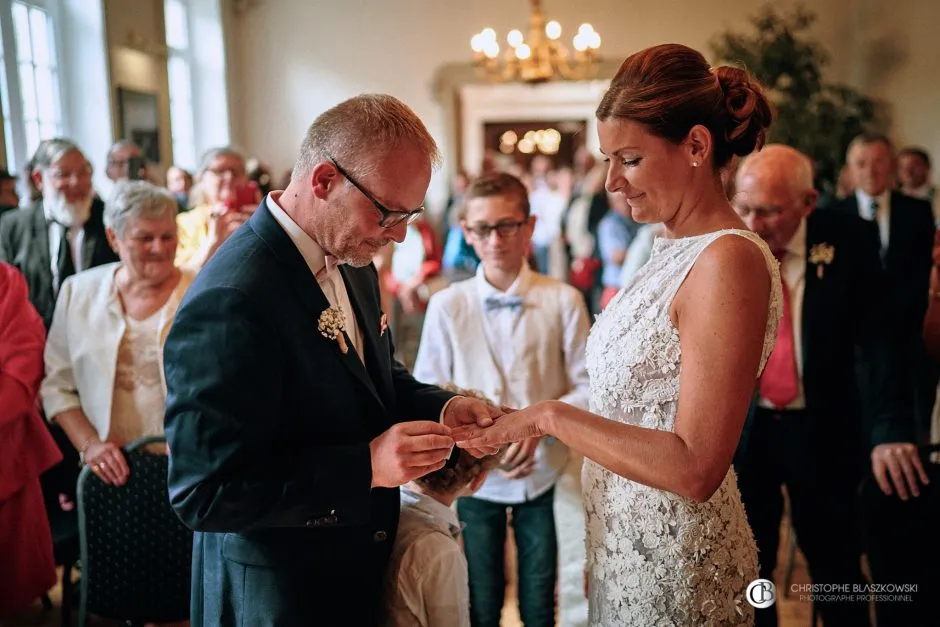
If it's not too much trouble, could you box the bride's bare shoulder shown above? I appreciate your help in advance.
[683,233,773,308]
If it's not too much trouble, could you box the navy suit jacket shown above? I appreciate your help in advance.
[163,202,454,626]
[828,190,933,333]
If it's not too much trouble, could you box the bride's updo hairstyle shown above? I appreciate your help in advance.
[596,43,774,169]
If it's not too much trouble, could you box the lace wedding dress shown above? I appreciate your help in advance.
[583,229,782,626]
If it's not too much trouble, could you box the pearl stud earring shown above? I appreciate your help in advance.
[692,161,699,167]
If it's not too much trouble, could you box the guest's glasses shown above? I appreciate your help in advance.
[324,153,424,229]
[464,220,528,239]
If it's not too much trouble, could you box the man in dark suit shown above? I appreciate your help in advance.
[829,133,936,439]
[163,94,501,626]
[0,138,117,329]
[732,145,925,627]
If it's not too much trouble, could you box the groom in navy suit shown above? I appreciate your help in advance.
[163,94,500,626]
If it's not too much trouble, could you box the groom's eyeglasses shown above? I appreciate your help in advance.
[324,153,425,229]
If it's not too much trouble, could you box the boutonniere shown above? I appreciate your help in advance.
[808,243,835,279]
[318,306,348,354]
[379,312,389,337]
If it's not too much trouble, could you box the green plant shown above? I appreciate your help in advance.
[711,4,887,193]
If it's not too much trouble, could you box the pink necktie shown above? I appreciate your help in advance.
[760,254,799,408]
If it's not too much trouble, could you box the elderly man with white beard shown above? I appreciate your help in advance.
[0,138,118,329]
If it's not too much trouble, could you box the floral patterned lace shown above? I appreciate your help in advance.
[582,229,782,626]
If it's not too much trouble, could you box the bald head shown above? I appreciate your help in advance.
[733,144,818,254]
[736,144,814,195]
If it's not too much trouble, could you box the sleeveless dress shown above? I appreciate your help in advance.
[582,229,783,626]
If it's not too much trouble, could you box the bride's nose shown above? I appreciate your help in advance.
[605,161,626,195]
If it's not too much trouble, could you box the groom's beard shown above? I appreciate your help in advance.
[43,184,93,228]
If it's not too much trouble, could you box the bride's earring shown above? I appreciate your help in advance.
[691,161,699,167]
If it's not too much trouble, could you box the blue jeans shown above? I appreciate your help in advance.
[456,487,557,627]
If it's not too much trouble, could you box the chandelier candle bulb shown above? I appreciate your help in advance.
[470,0,601,83]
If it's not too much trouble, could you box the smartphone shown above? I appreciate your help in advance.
[225,180,260,210]
[127,156,147,181]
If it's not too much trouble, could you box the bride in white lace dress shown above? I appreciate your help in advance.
[453,43,782,626]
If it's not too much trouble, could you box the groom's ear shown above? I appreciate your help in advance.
[310,161,339,200]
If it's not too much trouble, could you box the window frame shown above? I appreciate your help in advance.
[0,0,66,177]
[164,0,197,170]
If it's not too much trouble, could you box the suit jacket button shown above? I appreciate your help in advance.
[373,530,387,542]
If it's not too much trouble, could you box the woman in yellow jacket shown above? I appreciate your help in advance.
[175,146,259,270]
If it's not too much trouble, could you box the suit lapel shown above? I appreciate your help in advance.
[82,198,110,269]
[340,266,392,409]
[249,205,385,411]
[28,205,53,299]
[801,215,824,372]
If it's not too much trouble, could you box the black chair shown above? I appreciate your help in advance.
[76,436,192,627]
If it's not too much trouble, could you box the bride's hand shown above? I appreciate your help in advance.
[451,401,553,450]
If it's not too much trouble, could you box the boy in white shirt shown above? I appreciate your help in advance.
[383,444,500,627]
[413,172,591,627]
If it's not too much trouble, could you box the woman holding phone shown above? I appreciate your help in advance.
[175,146,260,271]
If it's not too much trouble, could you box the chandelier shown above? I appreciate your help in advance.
[470,0,601,83]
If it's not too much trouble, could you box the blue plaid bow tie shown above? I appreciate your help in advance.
[485,296,524,313]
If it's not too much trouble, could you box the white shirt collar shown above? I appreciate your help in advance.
[265,191,329,276]
[475,260,533,302]
[784,218,808,260]
[400,487,461,535]
[855,188,890,213]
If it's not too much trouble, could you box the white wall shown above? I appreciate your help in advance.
[225,0,939,208]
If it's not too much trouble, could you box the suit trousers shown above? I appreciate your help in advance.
[735,408,870,627]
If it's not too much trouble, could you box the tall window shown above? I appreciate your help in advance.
[165,0,196,169]
[0,0,63,172]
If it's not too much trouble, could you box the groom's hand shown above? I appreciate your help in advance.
[370,421,454,488]
[441,396,504,458]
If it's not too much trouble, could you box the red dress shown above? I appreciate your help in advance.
[0,263,62,619]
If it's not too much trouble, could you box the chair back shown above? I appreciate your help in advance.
[77,436,192,624]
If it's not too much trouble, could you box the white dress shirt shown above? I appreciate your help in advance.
[413,261,591,504]
[758,219,807,410]
[265,192,364,360]
[856,188,891,251]
[383,488,469,627]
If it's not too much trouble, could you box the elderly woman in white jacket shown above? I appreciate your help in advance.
[41,181,194,486]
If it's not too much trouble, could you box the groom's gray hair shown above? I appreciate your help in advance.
[291,94,441,183]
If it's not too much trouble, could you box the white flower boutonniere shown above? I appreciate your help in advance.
[318,306,348,354]
[808,243,835,279]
